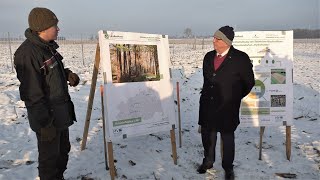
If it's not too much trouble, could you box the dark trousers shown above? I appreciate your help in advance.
[201,126,235,171]
[36,128,71,180]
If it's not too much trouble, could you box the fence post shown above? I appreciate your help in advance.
[172,44,175,61]
[202,38,204,50]
[8,32,13,72]
[81,34,85,66]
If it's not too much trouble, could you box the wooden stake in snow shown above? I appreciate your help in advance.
[81,43,100,150]
[8,32,13,72]
[286,126,291,160]
[259,126,265,160]
[258,126,291,161]
[100,85,109,170]
[108,142,116,180]
[81,34,85,66]
[193,37,197,50]
[176,82,182,148]
[170,125,178,165]
[202,38,205,50]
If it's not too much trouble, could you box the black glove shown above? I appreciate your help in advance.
[40,125,56,142]
[65,69,80,87]
[68,72,80,87]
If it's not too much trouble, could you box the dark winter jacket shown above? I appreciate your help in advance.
[198,46,255,132]
[14,28,76,132]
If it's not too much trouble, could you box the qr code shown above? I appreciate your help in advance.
[271,95,286,107]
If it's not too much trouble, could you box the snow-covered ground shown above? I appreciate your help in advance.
[0,39,319,179]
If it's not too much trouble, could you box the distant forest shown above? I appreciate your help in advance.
[293,29,320,39]
[174,28,320,39]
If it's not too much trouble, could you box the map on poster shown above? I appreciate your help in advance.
[233,31,293,127]
[98,30,176,141]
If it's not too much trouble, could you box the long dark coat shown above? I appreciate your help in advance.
[198,46,255,132]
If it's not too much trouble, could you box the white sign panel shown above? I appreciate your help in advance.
[233,31,293,127]
[98,31,176,141]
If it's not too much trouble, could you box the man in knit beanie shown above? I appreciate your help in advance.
[28,7,59,32]
[197,26,255,180]
[14,7,80,179]
[213,26,235,46]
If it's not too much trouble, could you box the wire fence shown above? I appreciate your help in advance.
[0,32,215,74]
[2,32,318,78]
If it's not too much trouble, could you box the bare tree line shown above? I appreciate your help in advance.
[1,28,319,43]
[175,28,320,39]
[293,29,320,39]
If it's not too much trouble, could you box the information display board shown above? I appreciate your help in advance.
[98,31,176,141]
[233,31,293,127]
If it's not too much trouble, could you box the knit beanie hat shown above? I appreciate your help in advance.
[28,7,59,32]
[213,26,235,46]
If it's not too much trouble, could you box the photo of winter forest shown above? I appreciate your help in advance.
[110,44,160,83]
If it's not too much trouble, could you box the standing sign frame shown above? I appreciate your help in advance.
[234,31,293,160]
[80,31,180,179]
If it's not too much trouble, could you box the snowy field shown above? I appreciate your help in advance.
[0,39,319,179]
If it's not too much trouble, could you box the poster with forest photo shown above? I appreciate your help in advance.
[109,44,160,83]
[98,31,175,141]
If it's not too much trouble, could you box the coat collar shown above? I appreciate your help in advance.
[25,28,59,51]
[212,46,235,72]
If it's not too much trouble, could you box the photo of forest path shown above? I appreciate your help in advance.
[110,44,160,83]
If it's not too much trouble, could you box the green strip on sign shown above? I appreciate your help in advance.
[113,117,142,127]
[241,108,270,115]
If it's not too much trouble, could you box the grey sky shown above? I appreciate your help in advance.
[0,0,319,36]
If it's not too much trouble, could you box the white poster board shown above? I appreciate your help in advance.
[98,31,176,141]
[233,31,293,127]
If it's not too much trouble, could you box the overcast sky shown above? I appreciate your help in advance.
[0,0,319,37]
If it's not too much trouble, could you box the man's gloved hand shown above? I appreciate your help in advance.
[65,69,80,87]
[198,125,201,133]
[68,72,80,87]
[40,125,56,142]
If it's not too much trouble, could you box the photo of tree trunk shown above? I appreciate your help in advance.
[109,44,160,83]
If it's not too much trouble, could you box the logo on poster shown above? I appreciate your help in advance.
[113,128,123,136]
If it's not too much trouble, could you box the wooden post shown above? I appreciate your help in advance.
[100,85,109,170]
[81,34,85,66]
[172,44,175,60]
[108,142,116,180]
[176,82,182,148]
[202,38,204,50]
[81,43,101,150]
[259,126,265,160]
[170,127,178,165]
[7,32,13,72]
[286,126,291,160]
